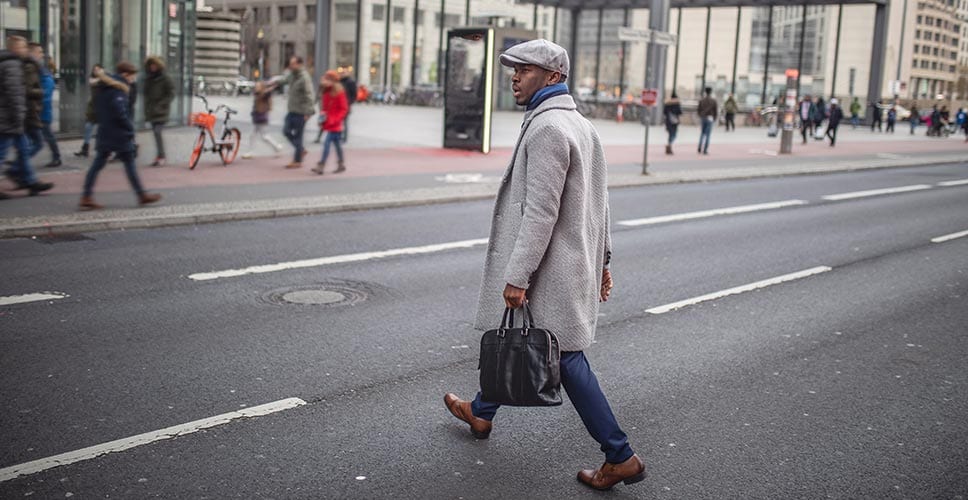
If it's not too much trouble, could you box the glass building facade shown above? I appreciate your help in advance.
[0,0,197,136]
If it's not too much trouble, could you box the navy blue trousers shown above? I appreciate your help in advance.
[471,351,634,464]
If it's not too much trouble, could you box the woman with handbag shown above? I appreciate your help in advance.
[311,70,348,175]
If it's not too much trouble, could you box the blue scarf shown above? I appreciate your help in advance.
[527,83,569,111]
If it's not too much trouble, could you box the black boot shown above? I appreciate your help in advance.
[74,143,89,158]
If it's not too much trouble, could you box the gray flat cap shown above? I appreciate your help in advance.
[499,39,569,77]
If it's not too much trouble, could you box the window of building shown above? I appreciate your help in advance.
[416,9,425,24]
[393,6,405,23]
[336,42,355,69]
[931,61,937,69]
[306,5,316,20]
[935,33,941,41]
[934,47,939,55]
[913,58,918,67]
[373,4,385,22]
[950,64,956,72]
[281,41,296,71]
[917,15,923,23]
[336,3,357,22]
[915,29,921,39]
[279,5,298,22]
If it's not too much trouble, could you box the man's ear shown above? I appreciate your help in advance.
[548,71,562,85]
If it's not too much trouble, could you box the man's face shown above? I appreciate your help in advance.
[510,63,558,106]
[288,57,301,71]
[29,46,43,60]
[148,63,159,73]
[122,72,137,83]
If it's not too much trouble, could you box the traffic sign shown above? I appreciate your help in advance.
[650,31,678,46]
[641,88,658,107]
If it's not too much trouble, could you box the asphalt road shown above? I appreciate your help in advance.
[1,163,966,498]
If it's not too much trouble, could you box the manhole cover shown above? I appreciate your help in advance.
[261,280,380,308]
[281,290,346,305]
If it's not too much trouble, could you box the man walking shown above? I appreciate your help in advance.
[723,93,738,132]
[279,55,315,169]
[143,56,175,167]
[79,62,161,209]
[799,95,814,144]
[825,98,843,147]
[850,97,861,128]
[697,87,717,155]
[28,42,61,167]
[443,39,645,491]
[0,35,52,198]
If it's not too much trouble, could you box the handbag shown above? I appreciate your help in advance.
[479,304,562,406]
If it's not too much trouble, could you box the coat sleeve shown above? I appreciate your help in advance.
[503,125,571,289]
[4,61,26,126]
[111,89,135,135]
[163,74,175,107]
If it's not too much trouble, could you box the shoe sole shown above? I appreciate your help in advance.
[576,469,647,491]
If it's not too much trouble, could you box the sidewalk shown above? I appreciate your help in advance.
[2,100,965,238]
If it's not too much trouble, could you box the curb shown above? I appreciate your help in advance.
[2,155,964,239]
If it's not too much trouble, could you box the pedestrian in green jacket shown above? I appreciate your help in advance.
[274,55,315,169]
[143,56,174,167]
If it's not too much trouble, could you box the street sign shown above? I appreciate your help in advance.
[618,27,652,42]
[641,88,658,107]
[650,31,678,46]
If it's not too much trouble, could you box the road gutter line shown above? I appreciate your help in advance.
[821,184,932,201]
[931,230,968,243]
[0,292,69,306]
[617,200,807,227]
[645,266,833,315]
[937,179,968,187]
[0,397,307,483]
[188,238,490,281]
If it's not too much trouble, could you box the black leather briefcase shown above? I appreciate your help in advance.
[479,304,562,406]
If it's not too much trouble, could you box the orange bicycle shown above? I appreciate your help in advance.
[188,95,241,169]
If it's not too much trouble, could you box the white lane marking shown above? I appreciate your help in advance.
[0,292,69,306]
[821,184,932,201]
[618,200,807,227]
[938,179,968,187]
[646,266,833,315]
[189,238,490,281]
[0,397,306,483]
[931,230,968,243]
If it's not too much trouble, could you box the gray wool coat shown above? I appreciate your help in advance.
[474,94,611,352]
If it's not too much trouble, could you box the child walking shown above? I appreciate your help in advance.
[311,70,348,175]
[241,80,283,159]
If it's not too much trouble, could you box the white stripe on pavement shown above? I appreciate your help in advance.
[188,238,490,281]
[617,200,807,227]
[821,184,932,201]
[0,292,69,306]
[931,230,968,243]
[0,397,307,483]
[937,179,968,187]
[645,266,833,315]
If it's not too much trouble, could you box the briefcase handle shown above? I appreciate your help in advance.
[500,303,536,331]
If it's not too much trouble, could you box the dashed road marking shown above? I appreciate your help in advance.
[188,238,489,281]
[646,266,833,315]
[0,398,307,483]
[821,184,932,201]
[618,200,807,227]
[0,292,69,306]
[931,230,968,243]
[937,178,968,187]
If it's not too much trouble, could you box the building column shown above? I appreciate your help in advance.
[569,8,579,94]
[672,7,681,94]
[701,6,711,92]
[831,4,843,98]
[594,8,603,100]
[437,0,445,86]
[466,0,471,24]
[314,0,331,87]
[619,8,629,98]
[355,1,363,81]
[796,4,806,96]
[646,0,670,123]
[761,6,773,105]
[731,7,741,95]
[552,7,558,42]
[411,0,420,86]
[384,0,392,89]
[866,2,889,122]
[533,4,539,31]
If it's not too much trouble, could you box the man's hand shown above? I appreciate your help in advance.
[600,268,613,302]
[503,284,527,309]
[304,114,311,122]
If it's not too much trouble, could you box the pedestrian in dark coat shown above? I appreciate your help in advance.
[339,69,356,143]
[663,92,682,154]
[825,98,844,146]
[79,62,161,210]
[723,94,738,131]
[812,97,826,136]
[143,56,175,166]
[0,35,51,197]
[697,87,717,154]
[444,39,646,492]
[798,96,815,143]
[27,43,61,167]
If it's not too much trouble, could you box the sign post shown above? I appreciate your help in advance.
[780,68,798,154]
[641,89,658,173]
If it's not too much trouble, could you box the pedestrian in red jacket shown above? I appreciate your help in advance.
[311,70,348,175]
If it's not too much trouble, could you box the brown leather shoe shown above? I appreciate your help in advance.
[79,196,103,210]
[444,393,491,439]
[139,192,162,206]
[285,162,302,169]
[577,454,647,491]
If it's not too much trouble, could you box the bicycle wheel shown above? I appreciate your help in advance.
[189,130,206,169]
[219,128,241,165]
